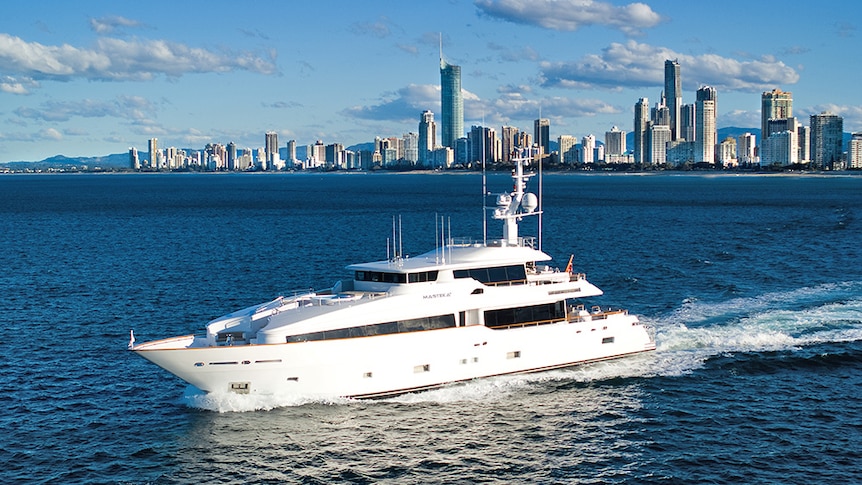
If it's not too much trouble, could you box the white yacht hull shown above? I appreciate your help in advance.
[134,311,654,398]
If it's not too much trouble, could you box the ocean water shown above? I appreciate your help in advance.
[1,172,861,484]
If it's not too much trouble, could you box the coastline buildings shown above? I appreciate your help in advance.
[118,56,858,174]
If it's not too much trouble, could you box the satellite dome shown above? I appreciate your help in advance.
[522,193,538,213]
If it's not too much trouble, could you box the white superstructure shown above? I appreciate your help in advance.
[130,150,655,398]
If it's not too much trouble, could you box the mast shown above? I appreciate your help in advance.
[493,147,540,246]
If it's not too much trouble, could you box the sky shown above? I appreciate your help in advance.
[1,0,860,162]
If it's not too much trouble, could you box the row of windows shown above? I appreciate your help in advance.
[286,314,456,343]
[454,264,527,285]
[484,301,566,328]
[354,270,439,284]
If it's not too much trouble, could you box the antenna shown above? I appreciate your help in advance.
[537,107,543,250]
[439,33,444,68]
[482,112,487,245]
[435,212,440,264]
[391,215,397,260]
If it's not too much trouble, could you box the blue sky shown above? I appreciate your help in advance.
[1,0,859,162]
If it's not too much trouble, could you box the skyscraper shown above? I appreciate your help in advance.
[265,131,278,171]
[695,86,717,164]
[558,135,577,164]
[849,133,862,169]
[737,133,756,166]
[761,89,793,142]
[633,98,649,164]
[129,147,139,170]
[148,137,158,169]
[440,43,463,149]
[581,134,596,164]
[647,123,671,165]
[605,126,625,155]
[534,118,550,158]
[227,142,237,170]
[810,111,844,169]
[418,110,436,166]
[501,125,519,163]
[287,139,297,166]
[664,59,682,141]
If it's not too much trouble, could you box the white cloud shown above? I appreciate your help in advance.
[0,32,277,86]
[40,128,63,140]
[14,96,157,122]
[0,75,39,94]
[475,0,662,36]
[539,40,800,93]
[89,16,142,34]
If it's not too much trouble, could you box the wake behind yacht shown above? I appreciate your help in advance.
[129,150,655,398]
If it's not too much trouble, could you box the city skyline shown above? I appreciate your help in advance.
[1,0,860,163]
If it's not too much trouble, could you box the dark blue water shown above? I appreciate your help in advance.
[2,172,861,484]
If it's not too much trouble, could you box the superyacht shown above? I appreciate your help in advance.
[129,150,656,398]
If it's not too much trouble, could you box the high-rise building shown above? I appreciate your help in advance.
[647,123,671,165]
[849,133,862,169]
[737,133,756,166]
[581,134,596,164]
[440,44,463,149]
[797,126,810,163]
[402,132,419,165]
[767,117,800,139]
[226,142,237,170]
[680,103,695,141]
[468,125,497,165]
[264,131,279,171]
[810,111,844,169]
[634,98,649,164]
[651,100,670,127]
[761,89,793,143]
[148,138,158,169]
[501,125,519,163]
[718,137,737,167]
[605,126,625,155]
[695,86,717,164]
[665,59,682,140]
[287,140,297,166]
[129,147,139,170]
[761,130,798,166]
[558,135,577,165]
[418,110,436,166]
[534,118,550,159]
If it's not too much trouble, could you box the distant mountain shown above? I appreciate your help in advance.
[1,153,130,170]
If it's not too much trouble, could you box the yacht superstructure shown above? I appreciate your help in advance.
[130,150,655,398]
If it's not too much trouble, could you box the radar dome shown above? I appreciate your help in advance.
[522,193,538,213]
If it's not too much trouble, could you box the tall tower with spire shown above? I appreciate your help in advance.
[439,36,463,149]
[664,59,682,141]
